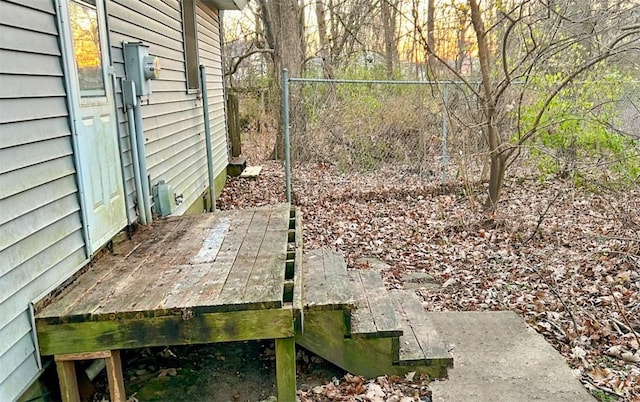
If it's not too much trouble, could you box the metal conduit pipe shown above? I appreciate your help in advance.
[199,64,217,212]
[133,100,153,224]
[124,81,147,225]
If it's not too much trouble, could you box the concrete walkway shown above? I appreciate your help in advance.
[428,311,594,402]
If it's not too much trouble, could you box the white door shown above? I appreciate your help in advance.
[65,0,127,254]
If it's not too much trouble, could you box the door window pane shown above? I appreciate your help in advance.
[70,0,106,96]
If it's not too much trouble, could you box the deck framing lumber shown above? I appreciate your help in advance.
[55,359,80,402]
[275,337,296,402]
[105,350,126,402]
[38,307,295,356]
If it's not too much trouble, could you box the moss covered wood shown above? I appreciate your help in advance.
[37,308,295,356]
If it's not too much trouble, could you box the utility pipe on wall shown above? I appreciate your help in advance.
[132,100,153,224]
[199,64,217,213]
[123,80,147,225]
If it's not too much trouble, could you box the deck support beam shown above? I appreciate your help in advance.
[275,337,296,402]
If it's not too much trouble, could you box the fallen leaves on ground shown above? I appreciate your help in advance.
[297,374,431,402]
[218,160,640,401]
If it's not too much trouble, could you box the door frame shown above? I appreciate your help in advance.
[56,0,127,256]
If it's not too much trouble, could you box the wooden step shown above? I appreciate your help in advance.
[302,249,353,311]
[227,157,247,177]
[390,289,453,375]
[348,269,403,338]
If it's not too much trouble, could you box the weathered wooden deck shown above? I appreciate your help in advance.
[35,204,301,402]
[35,203,453,402]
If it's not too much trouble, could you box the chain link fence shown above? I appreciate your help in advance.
[282,75,490,202]
[279,74,639,202]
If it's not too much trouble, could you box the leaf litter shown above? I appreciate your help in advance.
[218,160,639,401]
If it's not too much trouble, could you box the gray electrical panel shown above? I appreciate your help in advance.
[123,42,160,96]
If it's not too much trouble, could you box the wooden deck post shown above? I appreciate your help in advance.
[54,351,126,402]
[275,337,296,402]
[105,350,126,402]
[55,358,80,402]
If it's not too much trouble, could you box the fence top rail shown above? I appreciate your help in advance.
[288,77,474,85]
[288,77,640,86]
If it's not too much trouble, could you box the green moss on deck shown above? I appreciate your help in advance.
[38,308,295,356]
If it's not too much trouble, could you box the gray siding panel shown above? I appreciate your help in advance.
[109,0,228,219]
[0,157,76,200]
[0,137,73,174]
[0,314,31,359]
[0,194,80,253]
[0,25,60,55]
[0,1,57,34]
[197,5,228,180]
[0,175,77,226]
[0,325,40,399]
[0,49,63,75]
[0,98,69,124]
[0,214,83,278]
[0,238,85,334]
[0,2,86,401]
[0,332,35,385]
[5,0,55,14]
[0,75,66,98]
[0,117,69,149]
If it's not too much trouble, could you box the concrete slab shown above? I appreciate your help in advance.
[240,165,263,178]
[428,311,594,402]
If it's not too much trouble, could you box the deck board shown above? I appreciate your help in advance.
[61,218,191,320]
[349,270,403,338]
[188,210,254,309]
[217,209,271,307]
[303,249,353,311]
[37,205,292,323]
[303,252,328,310]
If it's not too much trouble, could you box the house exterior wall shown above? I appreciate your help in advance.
[0,0,230,400]
[0,1,87,399]
[108,0,228,219]
[197,4,229,188]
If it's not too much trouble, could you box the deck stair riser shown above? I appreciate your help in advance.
[296,249,453,379]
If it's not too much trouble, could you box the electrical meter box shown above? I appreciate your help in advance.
[153,180,176,217]
[123,42,160,96]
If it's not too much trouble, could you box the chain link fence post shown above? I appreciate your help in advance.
[283,68,292,203]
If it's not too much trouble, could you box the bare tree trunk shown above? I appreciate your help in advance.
[258,0,306,160]
[469,0,505,210]
[381,0,396,78]
[315,0,331,76]
[315,0,337,104]
[426,0,435,69]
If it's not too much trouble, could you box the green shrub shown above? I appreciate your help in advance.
[519,70,639,185]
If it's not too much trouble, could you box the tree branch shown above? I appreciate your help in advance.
[226,48,274,77]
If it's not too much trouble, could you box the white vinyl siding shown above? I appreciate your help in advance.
[0,0,230,399]
[0,1,86,400]
[109,0,229,219]
[197,4,228,184]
